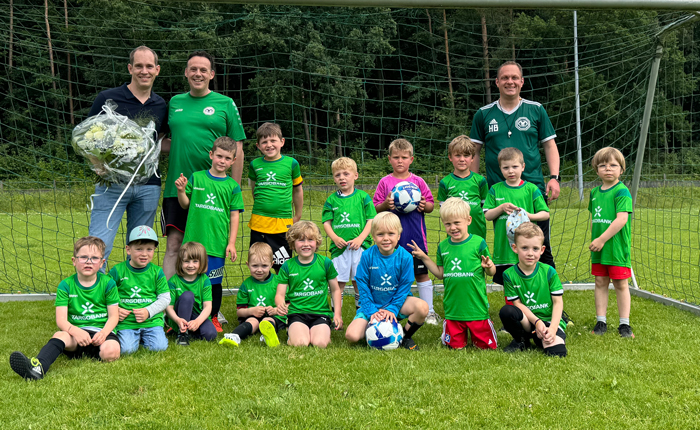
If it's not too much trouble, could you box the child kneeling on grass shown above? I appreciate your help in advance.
[345,212,429,350]
[10,236,120,380]
[220,242,285,348]
[165,242,217,345]
[499,223,567,357]
[410,198,498,350]
[275,221,343,348]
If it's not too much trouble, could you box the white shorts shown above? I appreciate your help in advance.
[332,247,364,283]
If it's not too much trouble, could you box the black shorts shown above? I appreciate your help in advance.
[161,197,188,235]
[413,256,429,276]
[527,320,567,344]
[493,264,514,286]
[250,230,292,272]
[238,314,286,331]
[287,313,331,329]
[64,330,120,360]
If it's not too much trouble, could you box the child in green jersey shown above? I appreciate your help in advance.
[322,157,376,310]
[589,147,634,338]
[275,221,343,348]
[410,198,497,350]
[111,226,169,354]
[484,147,550,287]
[165,242,217,345]
[220,242,285,348]
[248,123,304,272]
[499,223,567,357]
[10,237,120,380]
[175,136,245,333]
[438,136,489,240]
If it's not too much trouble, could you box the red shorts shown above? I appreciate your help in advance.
[441,319,497,350]
[591,263,631,280]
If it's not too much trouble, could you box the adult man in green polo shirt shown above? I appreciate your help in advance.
[469,61,560,268]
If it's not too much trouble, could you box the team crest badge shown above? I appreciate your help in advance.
[203,107,215,115]
[515,117,531,131]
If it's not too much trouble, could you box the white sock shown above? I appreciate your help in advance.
[417,280,434,313]
[597,316,607,323]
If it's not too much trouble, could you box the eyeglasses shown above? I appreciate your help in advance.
[597,164,621,170]
[76,256,101,264]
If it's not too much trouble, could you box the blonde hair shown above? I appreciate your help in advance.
[211,136,237,156]
[256,122,283,142]
[286,221,323,252]
[497,147,524,165]
[592,147,626,173]
[73,236,106,257]
[176,242,208,277]
[388,138,414,157]
[440,197,471,223]
[331,157,358,174]
[448,135,477,158]
[248,242,274,265]
[513,223,545,245]
[371,211,403,236]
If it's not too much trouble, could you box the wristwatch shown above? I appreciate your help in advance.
[550,175,561,183]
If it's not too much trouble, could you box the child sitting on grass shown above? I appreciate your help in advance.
[10,236,120,380]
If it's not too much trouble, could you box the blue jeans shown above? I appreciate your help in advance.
[88,183,161,271]
[117,326,169,354]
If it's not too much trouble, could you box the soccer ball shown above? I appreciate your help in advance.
[391,181,422,213]
[506,208,530,247]
[366,319,404,350]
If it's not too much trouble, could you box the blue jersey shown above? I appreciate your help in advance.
[355,245,415,317]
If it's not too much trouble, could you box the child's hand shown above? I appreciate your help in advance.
[91,329,108,346]
[332,237,348,250]
[500,202,518,214]
[118,307,131,322]
[481,255,494,270]
[384,194,395,211]
[175,174,187,191]
[276,303,288,316]
[226,244,237,262]
[71,327,92,347]
[177,318,188,333]
[589,238,606,252]
[417,196,427,212]
[187,319,202,332]
[544,324,558,344]
[371,309,396,323]
[346,237,363,250]
[251,306,266,318]
[133,308,149,323]
[266,306,277,316]
[407,240,427,260]
[333,314,344,331]
[534,319,547,340]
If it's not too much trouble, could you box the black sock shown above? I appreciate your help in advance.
[232,321,253,340]
[403,320,423,340]
[36,338,65,374]
[211,283,223,316]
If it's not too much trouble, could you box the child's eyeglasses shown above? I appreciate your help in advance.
[76,256,101,263]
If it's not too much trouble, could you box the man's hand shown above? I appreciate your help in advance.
[546,179,560,201]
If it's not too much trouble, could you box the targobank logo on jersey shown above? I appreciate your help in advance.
[123,286,153,304]
[524,291,536,304]
[335,211,360,229]
[515,117,531,131]
[594,206,602,217]
[489,119,499,133]
[458,191,469,200]
[372,274,395,292]
[340,212,350,223]
[303,278,314,291]
[130,287,141,298]
[256,296,266,306]
[273,247,290,266]
[257,171,287,187]
[82,301,95,315]
[293,278,324,298]
[203,107,215,115]
[72,301,107,321]
[444,257,475,278]
[451,258,461,271]
[592,205,612,225]
[205,193,216,205]
[195,191,225,214]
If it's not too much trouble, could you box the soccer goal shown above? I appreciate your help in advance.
[2,1,700,311]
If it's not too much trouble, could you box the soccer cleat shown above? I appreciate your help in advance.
[562,310,574,327]
[618,324,635,338]
[164,325,174,336]
[503,339,526,353]
[9,351,44,380]
[259,320,280,348]
[212,316,224,333]
[425,311,441,326]
[177,332,190,346]
[217,311,228,325]
[354,293,361,309]
[400,337,419,351]
[592,321,607,336]
[219,333,240,347]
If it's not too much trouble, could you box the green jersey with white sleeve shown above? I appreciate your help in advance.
[109,261,169,331]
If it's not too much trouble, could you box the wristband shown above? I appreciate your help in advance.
[550,175,561,183]
[534,319,541,328]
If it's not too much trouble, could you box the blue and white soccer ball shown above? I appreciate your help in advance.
[391,181,422,213]
[366,319,404,350]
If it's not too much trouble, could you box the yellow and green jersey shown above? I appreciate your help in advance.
[248,156,303,234]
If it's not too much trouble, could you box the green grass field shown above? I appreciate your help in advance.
[2,291,699,429]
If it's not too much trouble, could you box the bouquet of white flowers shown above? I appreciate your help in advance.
[72,100,159,185]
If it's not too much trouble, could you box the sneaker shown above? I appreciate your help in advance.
[10,352,44,380]
[217,311,228,325]
[562,310,574,327]
[354,293,361,309]
[177,332,190,346]
[618,324,635,338]
[425,311,441,326]
[212,316,223,333]
[165,325,174,336]
[592,321,607,336]
[400,337,419,351]
[503,339,526,353]
[259,320,280,348]
[219,333,240,347]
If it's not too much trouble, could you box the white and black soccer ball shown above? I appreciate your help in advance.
[366,319,404,350]
[506,209,530,247]
[391,181,422,213]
